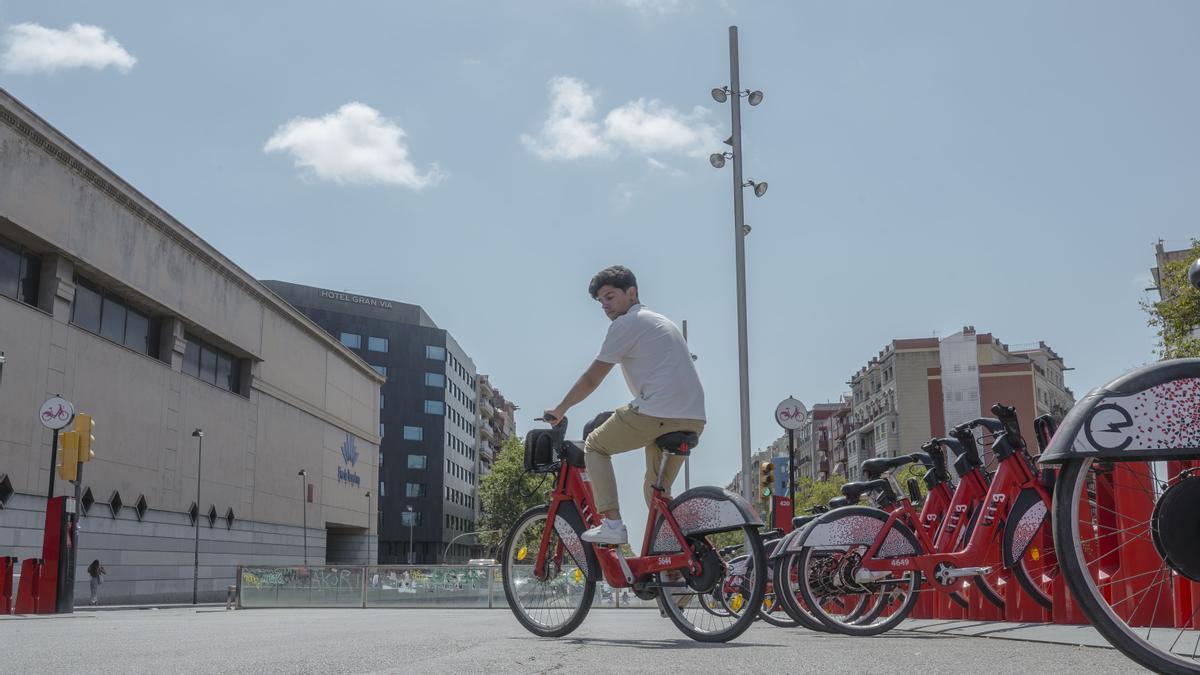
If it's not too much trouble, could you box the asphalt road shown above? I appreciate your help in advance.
[2,608,1144,674]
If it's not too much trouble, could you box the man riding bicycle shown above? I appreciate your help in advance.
[543,265,705,546]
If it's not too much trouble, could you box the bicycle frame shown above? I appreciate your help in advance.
[532,455,700,588]
[859,440,1051,589]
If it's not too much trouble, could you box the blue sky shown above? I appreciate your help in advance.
[1,1,1194,541]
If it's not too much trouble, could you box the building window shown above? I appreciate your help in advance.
[403,426,423,441]
[340,332,361,349]
[380,393,385,409]
[368,336,388,352]
[425,400,445,415]
[425,372,445,388]
[401,511,422,527]
[406,483,426,497]
[0,236,40,308]
[182,333,242,394]
[379,481,385,497]
[426,345,445,361]
[371,364,387,377]
[71,278,159,357]
[407,454,427,469]
[380,423,385,437]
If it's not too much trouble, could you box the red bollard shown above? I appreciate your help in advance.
[12,559,43,614]
[0,556,15,615]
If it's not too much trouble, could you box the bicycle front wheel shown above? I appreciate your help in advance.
[501,505,596,638]
[659,526,766,642]
[1054,457,1200,674]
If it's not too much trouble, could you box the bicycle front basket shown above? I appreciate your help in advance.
[524,429,559,473]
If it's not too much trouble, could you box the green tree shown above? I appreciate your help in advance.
[1142,240,1200,359]
[792,474,849,515]
[478,434,549,553]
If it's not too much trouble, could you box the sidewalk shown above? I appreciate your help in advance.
[1,603,224,619]
[901,619,1115,650]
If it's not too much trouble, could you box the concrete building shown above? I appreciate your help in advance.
[475,374,517,480]
[1151,239,1198,302]
[845,327,1074,475]
[260,281,492,565]
[0,89,382,603]
[791,401,852,481]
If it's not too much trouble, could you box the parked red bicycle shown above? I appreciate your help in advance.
[776,404,1059,635]
[501,417,767,642]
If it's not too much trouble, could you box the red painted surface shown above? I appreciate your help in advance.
[38,496,65,614]
[0,556,15,615]
[773,497,793,533]
[12,559,42,614]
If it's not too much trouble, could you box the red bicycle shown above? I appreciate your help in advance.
[782,404,1059,635]
[501,417,767,642]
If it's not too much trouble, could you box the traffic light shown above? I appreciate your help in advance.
[759,461,775,498]
[57,430,79,481]
[75,413,95,463]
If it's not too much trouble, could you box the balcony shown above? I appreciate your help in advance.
[479,377,494,397]
[480,396,496,419]
[480,424,497,444]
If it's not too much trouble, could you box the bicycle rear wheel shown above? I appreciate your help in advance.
[501,505,596,638]
[795,543,921,636]
[1054,457,1200,673]
[773,551,839,632]
[658,526,766,642]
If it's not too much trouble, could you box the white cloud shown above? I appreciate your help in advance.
[646,157,684,177]
[612,182,637,211]
[264,102,443,189]
[523,76,721,163]
[604,99,719,157]
[520,77,611,160]
[620,0,687,14]
[1,23,136,75]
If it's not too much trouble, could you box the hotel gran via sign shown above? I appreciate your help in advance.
[319,288,394,309]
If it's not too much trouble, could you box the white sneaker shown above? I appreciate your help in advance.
[581,522,628,546]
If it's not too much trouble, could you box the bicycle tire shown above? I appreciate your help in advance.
[501,505,597,638]
[1053,457,1200,674]
[772,552,836,632]
[658,526,766,642]
[758,585,798,627]
[796,542,921,636]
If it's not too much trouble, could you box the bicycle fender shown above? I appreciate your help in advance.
[648,486,763,554]
[1002,488,1048,568]
[552,502,599,581]
[783,505,920,558]
[1039,358,1200,464]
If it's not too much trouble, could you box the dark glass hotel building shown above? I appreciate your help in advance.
[262,281,480,564]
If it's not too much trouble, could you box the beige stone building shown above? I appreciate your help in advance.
[0,88,382,603]
[846,328,1074,475]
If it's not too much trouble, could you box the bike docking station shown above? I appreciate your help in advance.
[5,397,96,615]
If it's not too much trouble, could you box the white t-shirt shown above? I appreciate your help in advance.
[596,304,706,422]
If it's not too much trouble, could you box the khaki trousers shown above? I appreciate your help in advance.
[583,405,705,515]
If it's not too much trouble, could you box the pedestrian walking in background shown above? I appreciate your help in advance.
[87,559,106,605]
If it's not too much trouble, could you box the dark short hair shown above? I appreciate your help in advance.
[589,266,638,299]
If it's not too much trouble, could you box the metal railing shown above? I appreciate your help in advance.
[235,565,658,609]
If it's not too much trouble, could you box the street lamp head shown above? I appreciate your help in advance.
[192,429,203,438]
[365,491,371,498]
[744,180,769,197]
[747,90,764,106]
[709,153,726,169]
[406,504,413,512]
[711,87,728,103]
[298,469,307,477]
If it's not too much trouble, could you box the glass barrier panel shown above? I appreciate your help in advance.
[240,566,364,608]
